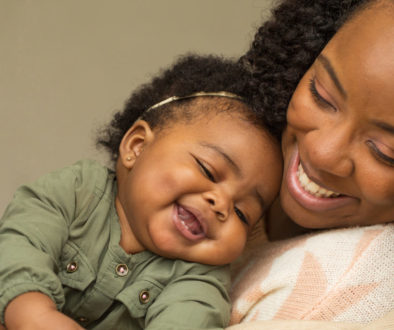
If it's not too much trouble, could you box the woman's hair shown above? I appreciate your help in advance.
[97,54,278,163]
[239,0,375,136]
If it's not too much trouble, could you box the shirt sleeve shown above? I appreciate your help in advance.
[0,160,101,324]
[144,266,231,330]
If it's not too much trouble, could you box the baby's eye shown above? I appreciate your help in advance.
[196,158,215,182]
[234,207,248,225]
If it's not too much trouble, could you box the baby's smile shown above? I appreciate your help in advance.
[173,204,207,241]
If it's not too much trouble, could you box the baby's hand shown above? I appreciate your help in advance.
[4,292,84,330]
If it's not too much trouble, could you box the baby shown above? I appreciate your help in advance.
[0,55,282,329]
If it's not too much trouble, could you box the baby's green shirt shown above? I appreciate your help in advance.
[0,160,230,329]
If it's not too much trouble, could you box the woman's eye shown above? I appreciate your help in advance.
[366,140,394,167]
[309,78,336,111]
[196,158,215,182]
[234,207,249,225]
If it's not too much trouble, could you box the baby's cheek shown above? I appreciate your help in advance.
[155,166,200,195]
[148,223,181,257]
[218,231,247,263]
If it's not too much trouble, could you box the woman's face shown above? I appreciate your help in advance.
[280,2,394,228]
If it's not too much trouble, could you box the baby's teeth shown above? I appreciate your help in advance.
[180,219,190,231]
[297,164,339,198]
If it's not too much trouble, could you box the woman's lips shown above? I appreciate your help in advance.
[286,149,354,212]
[172,204,207,241]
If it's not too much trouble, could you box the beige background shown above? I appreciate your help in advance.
[0,0,272,215]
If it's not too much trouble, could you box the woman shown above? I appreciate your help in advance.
[241,0,394,235]
[228,0,393,328]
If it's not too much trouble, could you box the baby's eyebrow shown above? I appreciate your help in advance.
[199,142,266,216]
[199,142,241,176]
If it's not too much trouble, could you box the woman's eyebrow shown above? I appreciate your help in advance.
[372,120,394,135]
[317,54,347,99]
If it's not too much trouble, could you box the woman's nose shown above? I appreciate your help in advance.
[304,124,355,178]
[202,190,231,221]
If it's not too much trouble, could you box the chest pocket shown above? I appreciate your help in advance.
[58,242,96,291]
[116,279,163,319]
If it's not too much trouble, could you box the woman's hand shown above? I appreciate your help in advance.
[4,292,84,330]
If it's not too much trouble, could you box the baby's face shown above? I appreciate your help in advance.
[116,105,282,265]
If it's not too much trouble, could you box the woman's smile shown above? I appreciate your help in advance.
[297,163,340,198]
[286,147,356,213]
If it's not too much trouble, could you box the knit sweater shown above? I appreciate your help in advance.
[230,223,394,325]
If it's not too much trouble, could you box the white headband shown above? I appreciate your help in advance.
[145,91,244,113]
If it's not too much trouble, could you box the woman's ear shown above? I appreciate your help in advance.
[118,120,154,169]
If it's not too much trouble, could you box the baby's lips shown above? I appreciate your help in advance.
[176,204,208,237]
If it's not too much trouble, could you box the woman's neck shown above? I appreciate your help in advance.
[265,198,310,241]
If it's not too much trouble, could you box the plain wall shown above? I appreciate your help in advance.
[0,0,273,215]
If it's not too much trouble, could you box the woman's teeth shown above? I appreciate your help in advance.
[297,164,340,198]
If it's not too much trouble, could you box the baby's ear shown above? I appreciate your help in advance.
[118,120,154,169]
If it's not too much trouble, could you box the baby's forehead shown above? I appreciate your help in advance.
[178,97,252,118]
[176,98,267,131]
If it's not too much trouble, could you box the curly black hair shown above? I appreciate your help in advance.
[97,54,277,163]
[240,0,376,137]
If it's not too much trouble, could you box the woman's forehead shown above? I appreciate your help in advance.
[322,3,394,103]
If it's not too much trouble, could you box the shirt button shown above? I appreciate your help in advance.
[77,316,88,323]
[115,263,129,276]
[66,261,78,273]
[139,290,150,304]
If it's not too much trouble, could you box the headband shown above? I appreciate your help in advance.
[145,91,244,113]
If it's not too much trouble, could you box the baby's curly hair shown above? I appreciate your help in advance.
[240,0,375,137]
[97,54,277,163]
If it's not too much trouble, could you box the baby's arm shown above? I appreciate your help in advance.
[0,162,94,328]
[4,292,83,330]
[145,266,231,330]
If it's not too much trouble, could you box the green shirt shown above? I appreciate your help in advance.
[0,160,231,329]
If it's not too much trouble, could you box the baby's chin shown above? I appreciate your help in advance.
[149,230,243,266]
[154,246,237,266]
[181,250,241,266]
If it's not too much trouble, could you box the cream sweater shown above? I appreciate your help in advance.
[230,223,393,325]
